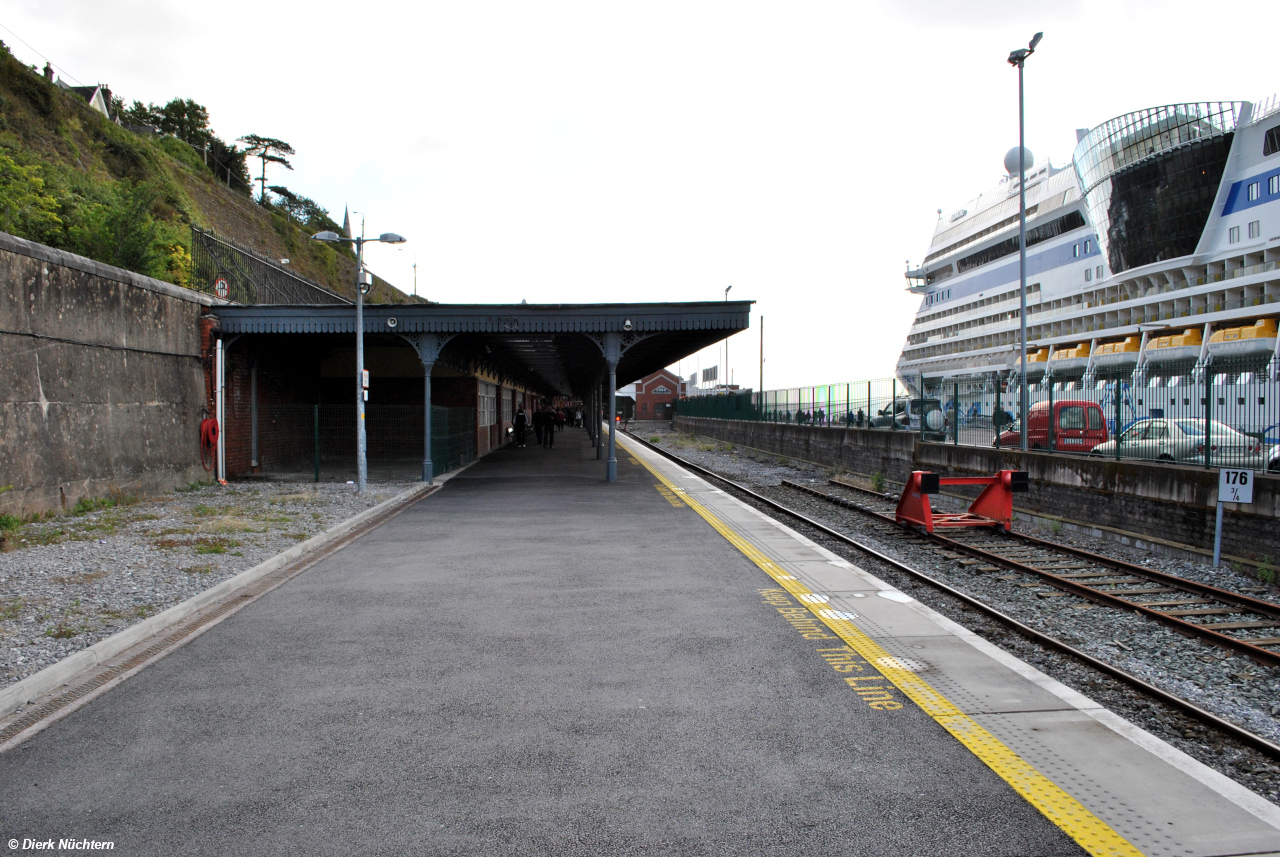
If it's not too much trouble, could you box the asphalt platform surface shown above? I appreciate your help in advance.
[0,429,1084,855]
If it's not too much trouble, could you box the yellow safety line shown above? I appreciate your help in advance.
[623,437,1142,857]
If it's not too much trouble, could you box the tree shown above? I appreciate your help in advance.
[205,136,252,195]
[0,150,62,243]
[156,98,212,147]
[237,134,294,203]
[120,99,160,128]
[67,180,163,278]
[268,185,302,222]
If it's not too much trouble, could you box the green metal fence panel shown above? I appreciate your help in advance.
[431,405,476,477]
[681,357,1279,471]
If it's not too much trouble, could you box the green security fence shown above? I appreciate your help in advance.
[677,355,1280,471]
[678,379,903,427]
[254,404,475,479]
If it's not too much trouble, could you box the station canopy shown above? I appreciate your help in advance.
[212,301,753,397]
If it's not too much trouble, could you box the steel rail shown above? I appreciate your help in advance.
[623,432,1280,762]
[789,479,1280,668]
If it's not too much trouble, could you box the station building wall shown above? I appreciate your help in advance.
[0,231,212,516]
[674,415,1280,568]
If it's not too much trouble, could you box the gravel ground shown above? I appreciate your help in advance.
[0,479,415,688]
[639,427,1280,805]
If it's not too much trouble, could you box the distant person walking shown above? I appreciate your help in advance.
[513,406,528,447]
[545,408,556,448]
[533,406,545,446]
[574,408,582,428]
[555,408,566,432]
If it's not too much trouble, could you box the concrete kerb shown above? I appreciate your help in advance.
[0,475,457,718]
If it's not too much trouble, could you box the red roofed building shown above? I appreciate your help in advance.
[634,369,685,421]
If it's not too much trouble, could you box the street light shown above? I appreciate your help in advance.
[311,228,407,494]
[724,285,732,391]
[1008,31,1042,452]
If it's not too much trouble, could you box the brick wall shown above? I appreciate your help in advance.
[674,415,1280,562]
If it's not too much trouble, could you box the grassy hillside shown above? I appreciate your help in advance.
[0,44,415,304]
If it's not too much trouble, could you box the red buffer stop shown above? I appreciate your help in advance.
[895,470,1029,533]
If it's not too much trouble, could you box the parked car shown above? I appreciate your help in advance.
[1090,417,1268,466]
[993,400,1108,451]
[1259,423,1280,473]
[873,397,945,440]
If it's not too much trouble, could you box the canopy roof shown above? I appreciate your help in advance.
[212,301,753,396]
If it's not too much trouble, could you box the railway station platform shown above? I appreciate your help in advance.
[3,429,1280,856]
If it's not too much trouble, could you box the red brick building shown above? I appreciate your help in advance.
[633,369,685,421]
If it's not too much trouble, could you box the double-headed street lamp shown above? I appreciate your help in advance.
[1008,31,1042,452]
[312,228,407,493]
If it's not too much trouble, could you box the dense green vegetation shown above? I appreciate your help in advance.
[0,41,369,294]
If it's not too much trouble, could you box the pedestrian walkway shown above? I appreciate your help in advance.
[2,429,1277,856]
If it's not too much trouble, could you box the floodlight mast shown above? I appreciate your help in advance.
[1007,31,1042,452]
[311,228,408,493]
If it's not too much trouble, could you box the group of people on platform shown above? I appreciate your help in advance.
[512,404,583,449]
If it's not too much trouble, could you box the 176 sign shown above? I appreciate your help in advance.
[1219,469,1254,505]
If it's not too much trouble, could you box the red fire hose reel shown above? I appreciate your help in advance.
[895,470,1029,533]
[200,417,220,472]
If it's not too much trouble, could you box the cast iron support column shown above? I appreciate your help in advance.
[607,362,618,481]
[604,331,621,482]
[422,363,435,483]
[399,333,450,485]
[596,382,604,459]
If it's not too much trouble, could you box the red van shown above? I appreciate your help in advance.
[994,400,1109,451]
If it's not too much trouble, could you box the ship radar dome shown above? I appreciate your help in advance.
[1004,146,1034,175]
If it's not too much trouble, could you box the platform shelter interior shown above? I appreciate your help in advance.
[209,301,752,483]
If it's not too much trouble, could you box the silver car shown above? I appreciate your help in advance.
[1091,417,1268,467]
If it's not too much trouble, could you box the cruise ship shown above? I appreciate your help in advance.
[897,99,1280,431]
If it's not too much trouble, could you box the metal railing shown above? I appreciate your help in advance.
[678,355,1280,470]
[191,226,350,305]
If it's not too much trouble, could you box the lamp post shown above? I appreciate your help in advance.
[1008,31,1042,452]
[724,285,732,392]
[311,228,407,493]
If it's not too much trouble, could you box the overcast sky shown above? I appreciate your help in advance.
[6,1,1276,389]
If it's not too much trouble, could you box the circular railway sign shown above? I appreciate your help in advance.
[213,277,229,299]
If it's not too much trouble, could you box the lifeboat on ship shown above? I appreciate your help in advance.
[1143,328,1202,364]
[1091,337,1140,369]
[1047,343,1090,374]
[1012,347,1050,378]
[1206,318,1278,359]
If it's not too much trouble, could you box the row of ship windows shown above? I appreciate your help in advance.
[1072,240,1093,257]
[921,284,1043,321]
[1246,175,1280,201]
[1083,265,1105,282]
[1228,221,1263,243]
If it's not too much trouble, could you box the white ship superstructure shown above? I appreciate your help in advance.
[897,99,1280,421]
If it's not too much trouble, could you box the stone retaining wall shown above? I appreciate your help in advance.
[0,231,216,516]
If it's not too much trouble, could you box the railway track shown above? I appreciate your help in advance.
[624,432,1280,762]
[784,477,1280,669]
